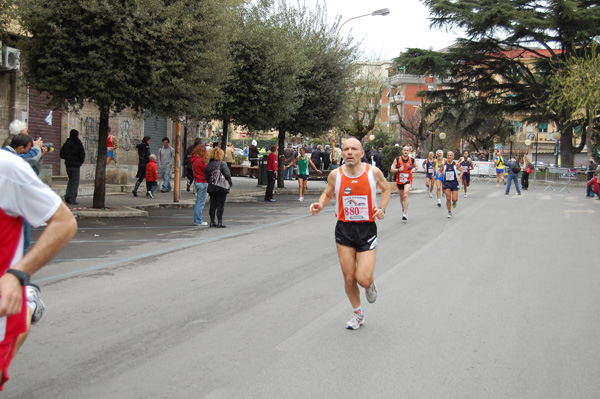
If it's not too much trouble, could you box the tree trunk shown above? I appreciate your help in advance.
[221,118,229,151]
[92,109,109,208]
[277,129,285,188]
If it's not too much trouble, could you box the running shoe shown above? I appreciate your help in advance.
[447,212,452,218]
[402,214,407,221]
[452,201,457,208]
[429,193,432,198]
[464,193,467,198]
[366,282,378,303]
[148,191,154,199]
[437,201,441,207]
[26,284,45,324]
[346,311,364,330]
[298,197,304,202]
[195,221,208,226]
[496,184,500,188]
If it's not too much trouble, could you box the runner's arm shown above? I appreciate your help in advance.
[373,168,391,220]
[310,170,336,215]
[284,156,298,169]
[0,203,77,317]
[390,158,399,173]
[308,158,322,174]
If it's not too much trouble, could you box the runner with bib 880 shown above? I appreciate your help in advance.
[309,138,391,330]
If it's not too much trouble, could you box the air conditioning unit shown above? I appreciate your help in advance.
[3,46,20,70]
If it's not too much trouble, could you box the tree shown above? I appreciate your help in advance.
[0,0,17,36]
[339,64,386,142]
[18,0,236,208]
[547,44,600,160]
[217,0,355,187]
[409,0,600,166]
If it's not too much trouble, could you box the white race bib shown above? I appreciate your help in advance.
[342,195,369,221]
[428,167,434,174]
[445,171,455,181]
[399,173,409,183]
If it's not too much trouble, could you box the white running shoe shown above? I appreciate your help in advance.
[26,284,45,324]
[464,193,468,198]
[346,312,364,330]
[429,193,432,198]
[402,214,407,221]
[298,197,304,202]
[437,201,441,207]
[366,282,377,303]
[447,212,452,218]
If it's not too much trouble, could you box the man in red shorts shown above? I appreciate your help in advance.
[310,137,391,330]
[0,146,77,391]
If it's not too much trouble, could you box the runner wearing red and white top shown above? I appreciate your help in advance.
[310,138,391,330]
[0,150,77,390]
[390,146,416,221]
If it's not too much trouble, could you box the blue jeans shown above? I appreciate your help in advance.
[160,166,172,191]
[506,173,521,194]
[194,182,208,224]
[284,164,294,180]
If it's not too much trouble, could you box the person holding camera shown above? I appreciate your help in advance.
[60,129,85,205]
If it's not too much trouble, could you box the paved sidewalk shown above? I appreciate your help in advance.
[51,176,329,218]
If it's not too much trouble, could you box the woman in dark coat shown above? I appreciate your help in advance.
[205,147,233,227]
[132,136,151,197]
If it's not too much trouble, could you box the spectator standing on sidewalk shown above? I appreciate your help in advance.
[331,142,342,169]
[59,129,85,205]
[283,144,296,180]
[158,137,174,193]
[191,144,209,226]
[206,147,233,227]
[248,140,259,178]
[185,138,201,192]
[322,145,331,171]
[132,136,151,197]
[106,127,118,164]
[225,142,235,170]
[0,148,77,391]
[311,145,323,171]
[585,160,597,198]
[587,172,599,199]
[145,154,159,198]
[264,145,278,202]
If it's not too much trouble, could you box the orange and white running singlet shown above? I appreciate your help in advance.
[335,163,377,222]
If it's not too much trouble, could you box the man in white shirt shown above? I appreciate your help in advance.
[158,137,175,192]
[0,149,77,391]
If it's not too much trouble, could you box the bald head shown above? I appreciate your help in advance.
[342,137,363,152]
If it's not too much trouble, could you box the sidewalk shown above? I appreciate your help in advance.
[51,176,328,218]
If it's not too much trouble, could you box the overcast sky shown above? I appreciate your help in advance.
[303,0,463,61]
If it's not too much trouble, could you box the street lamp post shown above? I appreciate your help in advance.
[335,8,391,52]
[554,132,561,166]
[333,8,390,145]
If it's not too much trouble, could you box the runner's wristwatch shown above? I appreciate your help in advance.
[5,269,30,286]
[380,208,386,214]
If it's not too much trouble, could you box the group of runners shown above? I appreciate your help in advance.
[391,146,474,219]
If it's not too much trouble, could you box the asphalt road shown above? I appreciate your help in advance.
[7,179,600,398]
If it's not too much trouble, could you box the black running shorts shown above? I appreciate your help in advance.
[335,221,378,252]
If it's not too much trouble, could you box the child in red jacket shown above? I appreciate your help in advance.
[587,173,599,199]
[145,154,159,198]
